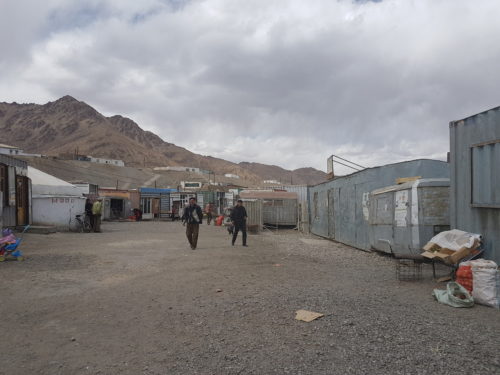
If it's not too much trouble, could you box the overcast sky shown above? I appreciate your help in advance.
[1,0,499,174]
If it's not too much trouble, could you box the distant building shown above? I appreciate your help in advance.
[224,173,240,179]
[154,166,201,173]
[89,156,125,167]
[0,143,41,158]
[0,144,22,156]
[263,179,280,184]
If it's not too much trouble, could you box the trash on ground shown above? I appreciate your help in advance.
[295,310,324,322]
[432,282,474,308]
[0,225,29,262]
[422,229,481,264]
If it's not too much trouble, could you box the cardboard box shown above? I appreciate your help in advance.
[423,242,440,252]
[421,239,480,264]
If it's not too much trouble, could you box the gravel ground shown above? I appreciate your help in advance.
[1,221,499,375]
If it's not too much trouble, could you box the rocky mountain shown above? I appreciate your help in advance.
[0,96,326,184]
[238,162,326,185]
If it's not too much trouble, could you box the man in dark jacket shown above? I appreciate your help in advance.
[182,197,203,250]
[230,200,248,247]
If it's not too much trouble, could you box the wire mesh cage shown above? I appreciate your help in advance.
[395,259,423,281]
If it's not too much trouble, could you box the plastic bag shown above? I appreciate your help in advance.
[432,282,474,308]
[470,259,500,308]
[427,229,481,251]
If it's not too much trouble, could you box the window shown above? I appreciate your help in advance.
[471,140,500,208]
[0,164,7,206]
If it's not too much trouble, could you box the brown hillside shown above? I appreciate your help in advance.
[238,162,326,185]
[0,96,325,183]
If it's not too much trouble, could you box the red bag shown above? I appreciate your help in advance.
[456,264,473,293]
[216,215,224,226]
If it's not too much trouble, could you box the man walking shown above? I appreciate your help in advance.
[205,202,214,225]
[92,198,103,233]
[182,197,203,250]
[230,200,248,247]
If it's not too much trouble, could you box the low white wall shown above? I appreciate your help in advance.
[32,197,86,230]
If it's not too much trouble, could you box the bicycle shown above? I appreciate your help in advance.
[75,213,93,233]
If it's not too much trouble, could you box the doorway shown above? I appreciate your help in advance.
[16,175,29,226]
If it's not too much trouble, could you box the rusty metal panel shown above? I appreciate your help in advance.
[450,106,500,263]
[309,159,450,251]
[241,199,263,231]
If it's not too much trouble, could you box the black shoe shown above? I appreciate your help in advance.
[243,244,248,247]
[231,242,235,246]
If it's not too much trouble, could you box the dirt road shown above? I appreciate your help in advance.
[1,222,499,375]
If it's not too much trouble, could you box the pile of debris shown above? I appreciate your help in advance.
[421,229,482,265]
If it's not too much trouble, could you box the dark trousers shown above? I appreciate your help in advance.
[93,214,102,232]
[186,223,200,249]
[232,222,247,245]
[206,213,213,225]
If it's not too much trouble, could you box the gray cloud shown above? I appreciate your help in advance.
[1,0,499,174]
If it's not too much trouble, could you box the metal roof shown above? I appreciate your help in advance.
[139,187,177,194]
[240,190,298,200]
[0,143,20,149]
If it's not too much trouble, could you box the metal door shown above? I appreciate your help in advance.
[16,175,29,225]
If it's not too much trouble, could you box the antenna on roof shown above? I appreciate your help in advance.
[328,154,366,174]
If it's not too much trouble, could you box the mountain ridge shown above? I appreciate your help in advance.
[0,95,326,185]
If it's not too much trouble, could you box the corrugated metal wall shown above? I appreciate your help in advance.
[279,185,309,203]
[241,199,263,231]
[308,159,450,251]
[450,106,500,263]
[262,199,298,226]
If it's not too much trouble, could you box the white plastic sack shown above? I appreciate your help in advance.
[471,259,500,308]
[428,229,481,251]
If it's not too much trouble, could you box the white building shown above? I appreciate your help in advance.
[0,144,41,158]
[224,173,240,179]
[154,166,201,173]
[0,144,22,156]
[28,167,86,230]
[263,179,280,184]
[89,157,125,167]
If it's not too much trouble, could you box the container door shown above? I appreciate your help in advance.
[327,189,335,238]
[16,175,29,226]
[141,197,153,220]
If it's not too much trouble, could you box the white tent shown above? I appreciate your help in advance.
[28,167,86,229]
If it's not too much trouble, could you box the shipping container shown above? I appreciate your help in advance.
[240,199,263,232]
[368,179,450,255]
[308,159,449,251]
[240,191,298,226]
[450,106,500,263]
